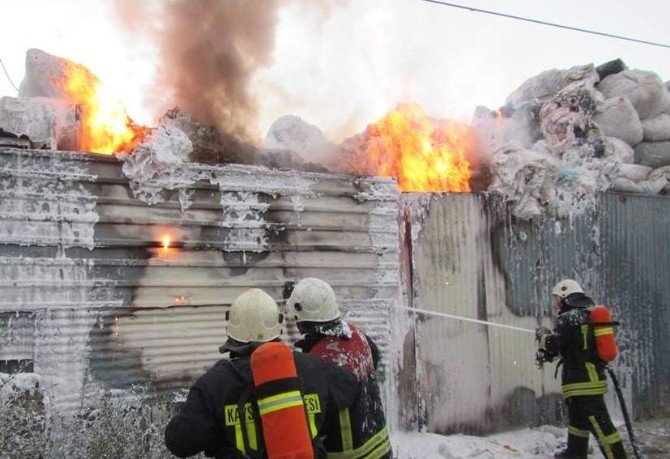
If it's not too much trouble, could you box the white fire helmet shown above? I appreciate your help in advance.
[288,278,340,323]
[551,279,584,299]
[226,288,282,343]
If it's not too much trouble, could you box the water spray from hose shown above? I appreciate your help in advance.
[393,305,536,334]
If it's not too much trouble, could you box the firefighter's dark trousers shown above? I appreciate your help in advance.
[564,395,626,459]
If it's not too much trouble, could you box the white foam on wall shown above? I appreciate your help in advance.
[0,151,102,413]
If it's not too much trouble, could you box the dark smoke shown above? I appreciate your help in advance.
[115,0,280,142]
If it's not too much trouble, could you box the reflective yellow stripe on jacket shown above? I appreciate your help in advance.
[224,402,257,453]
[224,391,319,453]
[257,390,304,415]
[594,326,615,337]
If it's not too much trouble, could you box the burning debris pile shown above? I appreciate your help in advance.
[0,50,328,174]
[0,48,478,198]
[2,49,669,220]
[475,59,670,219]
[265,61,670,219]
[266,104,480,193]
[342,104,477,192]
[0,49,146,153]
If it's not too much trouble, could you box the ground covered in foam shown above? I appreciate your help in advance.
[392,417,670,458]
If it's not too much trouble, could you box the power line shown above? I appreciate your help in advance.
[0,58,20,92]
[420,0,670,49]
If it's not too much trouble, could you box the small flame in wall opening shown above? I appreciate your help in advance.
[174,295,188,305]
[162,234,171,251]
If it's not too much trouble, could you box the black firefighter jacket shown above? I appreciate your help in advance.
[165,341,359,459]
[296,328,392,459]
[539,294,608,399]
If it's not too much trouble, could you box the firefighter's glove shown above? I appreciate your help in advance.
[535,326,551,349]
[535,326,551,341]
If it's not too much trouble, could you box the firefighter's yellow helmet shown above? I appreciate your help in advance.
[227,288,282,342]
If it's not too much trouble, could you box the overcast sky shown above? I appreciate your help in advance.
[1,0,669,142]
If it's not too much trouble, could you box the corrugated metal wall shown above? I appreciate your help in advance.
[4,147,668,433]
[0,148,399,413]
[600,193,670,418]
[397,192,670,434]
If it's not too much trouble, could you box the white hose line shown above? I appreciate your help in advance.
[392,305,536,334]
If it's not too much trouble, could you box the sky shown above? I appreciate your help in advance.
[1,0,670,143]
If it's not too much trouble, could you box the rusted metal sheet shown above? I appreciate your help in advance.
[0,147,399,413]
[399,191,670,434]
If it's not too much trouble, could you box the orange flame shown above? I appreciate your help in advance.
[174,295,188,305]
[62,62,144,154]
[364,104,473,192]
[162,234,171,251]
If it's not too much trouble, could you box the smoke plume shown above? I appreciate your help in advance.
[115,0,280,142]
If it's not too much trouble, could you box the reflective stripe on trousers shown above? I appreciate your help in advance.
[328,408,391,459]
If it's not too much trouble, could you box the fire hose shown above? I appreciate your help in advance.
[393,305,641,457]
[391,304,536,334]
[606,366,642,459]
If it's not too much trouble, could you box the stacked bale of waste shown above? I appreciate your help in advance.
[474,59,670,219]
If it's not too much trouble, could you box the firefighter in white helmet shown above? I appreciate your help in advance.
[536,280,626,458]
[226,288,283,342]
[165,288,358,458]
[288,278,392,458]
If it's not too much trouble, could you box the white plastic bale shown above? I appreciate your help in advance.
[643,165,670,194]
[593,97,644,146]
[619,164,652,183]
[598,70,667,120]
[649,164,670,182]
[604,136,635,164]
[640,175,668,194]
[263,114,337,165]
[642,113,670,141]
[634,141,670,169]
[610,177,644,193]
[504,64,598,109]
